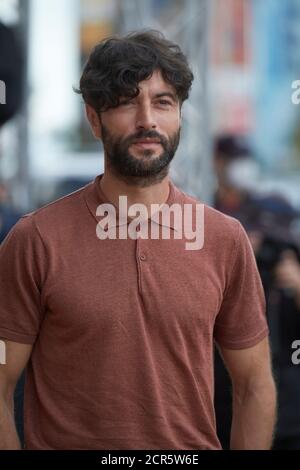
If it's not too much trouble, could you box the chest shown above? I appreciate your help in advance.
[42,237,224,340]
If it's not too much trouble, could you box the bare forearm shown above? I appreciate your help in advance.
[0,399,21,450]
[230,380,277,450]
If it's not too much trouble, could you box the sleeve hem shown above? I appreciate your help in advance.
[0,327,36,345]
[215,327,269,350]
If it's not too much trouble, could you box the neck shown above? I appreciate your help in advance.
[99,168,171,216]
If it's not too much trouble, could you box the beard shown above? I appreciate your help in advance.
[101,124,180,187]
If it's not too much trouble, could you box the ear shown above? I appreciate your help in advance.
[85,104,102,139]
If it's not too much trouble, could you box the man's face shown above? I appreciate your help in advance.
[89,70,181,185]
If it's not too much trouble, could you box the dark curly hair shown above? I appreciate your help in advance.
[75,30,194,113]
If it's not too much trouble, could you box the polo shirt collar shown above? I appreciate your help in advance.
[84,173,182,232]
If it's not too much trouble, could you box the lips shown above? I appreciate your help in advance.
[133,138,162,148]
[132,139,161,146]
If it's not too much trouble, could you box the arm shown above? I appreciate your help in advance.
[219,337,277,450]
[0,339,32,450]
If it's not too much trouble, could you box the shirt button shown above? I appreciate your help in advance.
[140,254,147,261]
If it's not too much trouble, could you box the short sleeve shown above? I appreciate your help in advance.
[214,221,269,349]
[0,215,46,344]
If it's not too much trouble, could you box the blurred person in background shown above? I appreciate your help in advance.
[213,135,300,450]
[248,196,300,450]
[0,182,22,243]
[0,19,25,445]
[213,134,261,224]
[0,22,23,243]
[0,21,23,243]
[0,21,23,128]
[213,134,260,449]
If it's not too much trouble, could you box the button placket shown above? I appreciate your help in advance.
[136,238,148,295]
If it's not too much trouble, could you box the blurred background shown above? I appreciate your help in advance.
[1,0,300,212]
[1,0,300,450]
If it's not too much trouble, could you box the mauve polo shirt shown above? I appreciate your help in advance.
[0,174,268,450]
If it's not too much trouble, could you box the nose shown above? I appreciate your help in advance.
[135,102,157,130]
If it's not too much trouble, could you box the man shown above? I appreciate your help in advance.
[0,30,276,450]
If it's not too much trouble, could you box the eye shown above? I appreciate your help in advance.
[157,99,172,106]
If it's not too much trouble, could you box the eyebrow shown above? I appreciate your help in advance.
[154,92,178,103]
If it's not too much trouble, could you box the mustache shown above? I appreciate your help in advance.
[125,130,167,147]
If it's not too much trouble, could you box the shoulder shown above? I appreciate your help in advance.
[1,182,94,249]
[174,185,242,246]
[21,181,94,233]
[25,182,91,221]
